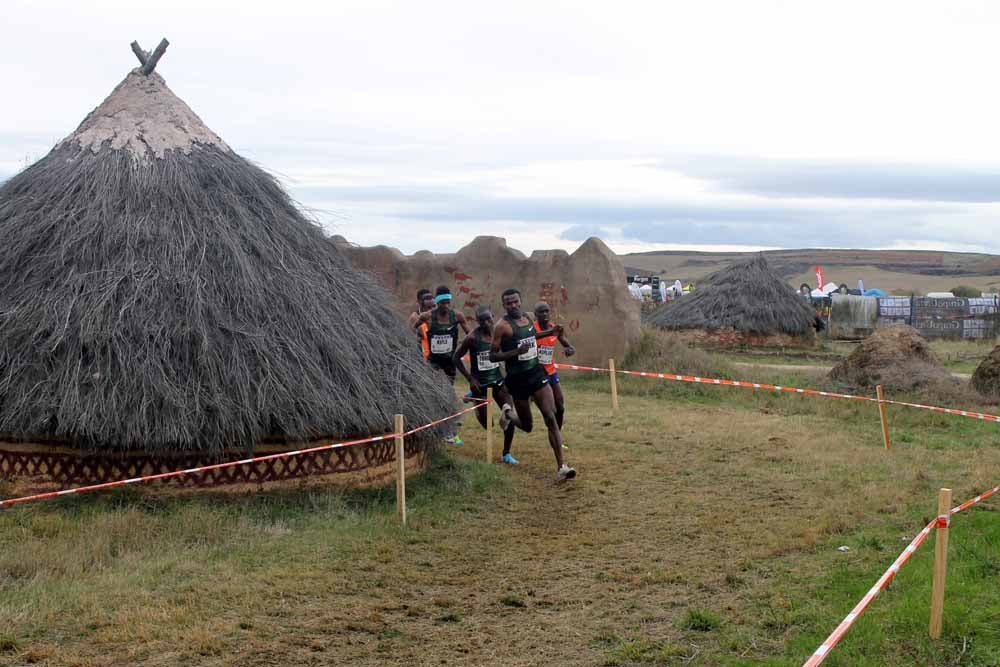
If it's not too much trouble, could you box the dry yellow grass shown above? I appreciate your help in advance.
[1,381,998,666]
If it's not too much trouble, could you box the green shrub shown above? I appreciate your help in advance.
[681,608,722,631]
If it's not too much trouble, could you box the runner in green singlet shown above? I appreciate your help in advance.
[413,285,470,383]
[490,288,576,481]
[414,285,470,445]
[454,306,518,464]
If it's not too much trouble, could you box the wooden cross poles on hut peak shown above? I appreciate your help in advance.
[130,38,170,75]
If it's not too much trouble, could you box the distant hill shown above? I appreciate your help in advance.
[620,249,1000,295]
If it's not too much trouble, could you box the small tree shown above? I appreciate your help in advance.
[950,285,982,298]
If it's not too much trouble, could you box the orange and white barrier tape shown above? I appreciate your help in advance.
[804,482,1000,666]
[0,401,485,509]
[554,363,1000,424]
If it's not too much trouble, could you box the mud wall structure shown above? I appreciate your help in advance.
[333,236,642,368]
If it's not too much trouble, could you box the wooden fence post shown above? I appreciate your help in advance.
[929,487,952,639]
[876,385,891,450]
[485,386,494,462]
[609,358,620,412]
[394,414,406,526]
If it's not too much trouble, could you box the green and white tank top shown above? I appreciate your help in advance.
[427,310,458,359]
[470,329,502,386]
[501,314,538,376]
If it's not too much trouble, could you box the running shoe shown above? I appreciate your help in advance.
[556,464,577,482]
[501,453,519,465]
[462,391,474,404]
[561,442,569,450]
[498,403,513,431]
[452,435,464,446]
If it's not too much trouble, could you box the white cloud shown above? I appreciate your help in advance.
[3,0,1000,255]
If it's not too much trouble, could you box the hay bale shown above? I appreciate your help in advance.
[828,325,951,391]
[971,345,1000,399]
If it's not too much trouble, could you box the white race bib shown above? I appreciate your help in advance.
[476,350,499,371]
[538,345,554,365]
[517,336,538,361]
[430,334,453,355]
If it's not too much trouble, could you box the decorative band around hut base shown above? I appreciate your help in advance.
[0,438,423,489]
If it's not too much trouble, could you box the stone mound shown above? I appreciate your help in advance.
[828,325,952,390]
[971,345,1000,399]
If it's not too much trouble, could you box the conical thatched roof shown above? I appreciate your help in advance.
[644,255,817,335]
[0,47,455,455]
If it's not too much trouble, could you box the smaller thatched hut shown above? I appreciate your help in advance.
[644,255,818,347]
[828,325,952,391]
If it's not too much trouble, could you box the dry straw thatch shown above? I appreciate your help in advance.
[971,344,1000,400]
[644,254,817,336]
[828,325,952,391]
[0,49,455,455]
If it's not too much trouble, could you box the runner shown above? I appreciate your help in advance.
[454,306,518,464]
[413,285,470,382]
[533,301,575,439]
[490,288,576,481]
[407,288,435,359]
[414,286,470,445]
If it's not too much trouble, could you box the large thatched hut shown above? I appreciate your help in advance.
[644,255,818,347]
[0,42,455,486]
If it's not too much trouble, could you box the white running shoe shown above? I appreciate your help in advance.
[556,464,577,482]
[498,403,513,431]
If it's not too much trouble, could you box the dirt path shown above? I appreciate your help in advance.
[231,392,992,666]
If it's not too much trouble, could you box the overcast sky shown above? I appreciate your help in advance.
[3,0,999,255]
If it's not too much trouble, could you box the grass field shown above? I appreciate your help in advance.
[2,365,999,666]
[720,338,995,376]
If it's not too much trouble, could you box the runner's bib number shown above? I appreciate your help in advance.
[517,336,538,361]
[476,350,499,371]
[430,334,453,355]
[538,345,554,365]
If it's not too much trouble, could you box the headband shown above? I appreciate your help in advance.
[435,293,452,304]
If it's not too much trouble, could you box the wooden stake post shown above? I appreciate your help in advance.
[609,358,620,412]
[485,386,494,462]
[876,384,891,450]
[394,414,406,526]
[929,487,952,639]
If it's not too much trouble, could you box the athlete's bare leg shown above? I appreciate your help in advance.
[530,384,565,469]
[479,386,517,455]
[494,386,516,455]
[551,382,565,429]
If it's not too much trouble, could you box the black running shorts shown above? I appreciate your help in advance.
[504,365,550,401]
[428,356,457,383]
